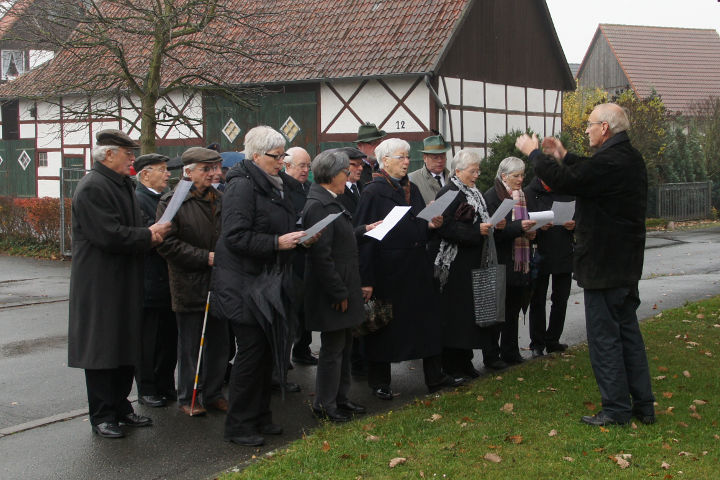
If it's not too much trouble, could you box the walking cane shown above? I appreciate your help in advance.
[189,291,211,416]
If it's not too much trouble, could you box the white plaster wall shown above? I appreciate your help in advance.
[527,88,545,113]
[36,101,60,121]
[485,83,506,110]
[507,114,526,132]
[528,116,545,136]
[545,90,561,114]
[19,99,34,121]
[463,110,484,143]
[37,180,59,198]
[20,123,35,139]
[441,77,461,105]
[62,96,89,120]
[463,79,484,108]
[64,122,90,146]
[485,112,506,141]
[37,123,61,149]
[37,151,62,177]
[506,86,525,112]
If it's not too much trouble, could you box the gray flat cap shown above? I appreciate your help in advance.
[96,129,138,148]
[181,147,223,165]
[134,153,169,173]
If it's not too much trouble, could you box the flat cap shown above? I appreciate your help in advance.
[134,153,169,173]
[334,147,366,159]
[181,147,223,165]
[96,129,138,148]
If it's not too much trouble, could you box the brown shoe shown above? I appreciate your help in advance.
[179,404,207,416]
[205,398,229,412]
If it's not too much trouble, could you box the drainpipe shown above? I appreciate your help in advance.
[425,75,447,138]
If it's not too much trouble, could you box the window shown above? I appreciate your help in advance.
[38,152,48,167]
[1,100,19,140]
[1,50,26,80]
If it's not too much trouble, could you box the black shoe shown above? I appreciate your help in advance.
[259,423,283,435]
[372,385,394,400]
[160,390,177,402]
[546,343,568,353]
[312,407,351,423]
[292,351,318,366]
[337,400,366,414]
[461,366,481,379]
[428,375,466,393]
[502,355,525,365]
[271,382,301,393]
[581,411,629,426]
[633,411,656,425]
[138,395,167,408]
[484,359,508,370]
[92,422,124,438]
[226,435,265,446]
[531,347,545,358]
[119,412,153,427]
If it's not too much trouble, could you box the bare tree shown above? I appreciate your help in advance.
[0,0,311,152]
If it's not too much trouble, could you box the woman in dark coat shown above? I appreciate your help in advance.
[483,157,536,365]
[303,149,379,422]
[429,150,504,377]
[524,176,575,356]
[212,126,307,447]
[355,138,464,400]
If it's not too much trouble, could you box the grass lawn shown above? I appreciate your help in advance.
[223,297,720,479]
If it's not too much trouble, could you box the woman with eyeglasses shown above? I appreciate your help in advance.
[354,138,466,400]
[212,126,308,447]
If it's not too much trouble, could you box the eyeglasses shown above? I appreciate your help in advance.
[265,152,288,160]
[587,120,605,127]
[387,155,410,160]
[199,164,222,173]
[341,169,351,176]
[146,167,168,174]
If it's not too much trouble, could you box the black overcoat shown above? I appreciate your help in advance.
[68,161,152,369]
[354,173,442,362]
[529,131,646,289]
[211,160,297,326]
[135,182,171,307]
[303,184,364,332]
[524,176,574,275]
[337,183,362,216]
[156,185,222,313]
[427,183,489,349]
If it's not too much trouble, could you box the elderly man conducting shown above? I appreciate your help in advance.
[515,103,655,427]
[408,133,451,205]
[68,129,170,438]
[157,147,228,417]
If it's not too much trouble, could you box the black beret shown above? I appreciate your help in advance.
[181,147,223,165]
[134,153,169,173]
[96,129,138,148]
[335,147,366,159]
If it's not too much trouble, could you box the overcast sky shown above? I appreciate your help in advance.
[545,0,720,64]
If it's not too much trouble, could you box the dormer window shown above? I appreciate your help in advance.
[1,50,26,81]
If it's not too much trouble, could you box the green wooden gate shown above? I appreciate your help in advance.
[0,139,36,197]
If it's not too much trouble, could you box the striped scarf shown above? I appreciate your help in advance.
[509,186,530,273]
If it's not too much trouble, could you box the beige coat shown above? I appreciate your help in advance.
[408,166,450,205]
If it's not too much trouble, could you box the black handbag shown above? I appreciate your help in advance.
[471,234,506,327]
[353,297,393,336]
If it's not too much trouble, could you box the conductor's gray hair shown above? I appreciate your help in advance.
[495,156,525,180]
[375,138,410,170]
[594,103,630,135]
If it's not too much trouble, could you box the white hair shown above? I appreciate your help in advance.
[92,145,118,163]
[451,149,482,172]
[183,163,198,176]
[496,156,525,180]
[594,103,630,135]
[243,126,286,159]
[375,138,410,169]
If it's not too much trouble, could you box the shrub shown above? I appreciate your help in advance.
[0,197,61,255]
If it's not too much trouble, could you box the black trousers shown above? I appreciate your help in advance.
[528,272,571,349]
[367,355,445,390]
[442,347,474,375]
[136,306,177,396]
[85,366,135,425]
[486,285,526,361]
[584,285,655,421]
[225,323,273,438]
[175,311,229,406]
[292,275,313,356]
[314,328,353,413]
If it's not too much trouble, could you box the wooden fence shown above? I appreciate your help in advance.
[657,181,713,221]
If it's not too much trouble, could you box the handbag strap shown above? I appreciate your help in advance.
[480,230,499,268]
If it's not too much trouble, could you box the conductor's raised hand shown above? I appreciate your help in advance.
[515,133,539,156]
[541,136,567,161]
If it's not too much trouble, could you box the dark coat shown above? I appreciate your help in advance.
[524,176,575,275]
[337,182,362,215]
[483,181,530,287]
[354,173,443,362]
[303,183,364,332]
[156,185,222,313]
[359,160,378,186]
[211,159,297,325]
[135,182,171,307]
[280,171,309,277]
[529,131,647,289]
[68,161,152,369]
[428,183,489,349]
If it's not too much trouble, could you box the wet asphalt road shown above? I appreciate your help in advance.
[1,227,719,479]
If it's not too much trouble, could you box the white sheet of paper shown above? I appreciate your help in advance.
[300,212,343,243]
[489,198,516,226]
[528,210,554,231]
[158,179,192,224]
[364,206,411,241]
[551,200,576,225]
[417,190,459,221]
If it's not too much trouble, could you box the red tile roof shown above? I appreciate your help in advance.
[0,0,35,39]
[0,0,474,97]
[580,24,720,114]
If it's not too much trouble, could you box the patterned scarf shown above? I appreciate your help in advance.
[373,169,411,204]
[507,183,530,273]
[434,176,491,291]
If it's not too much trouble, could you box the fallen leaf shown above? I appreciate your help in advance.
[613,455,630,469]
[425,414,442,422]
[548,429,558,437]
[500,403,514,413]
[661,461,670,470]
[476,395,485,402]
[678,422,689,428]
[505,435,523,444]
[658,366,669,372]
[495,376,503,381]
[690,413,702,420]
[362,423,375,431]
[599,426,609,433]
[322,441,331,452]
[563,456,574,462]
[340,454,351,459]
[388,457,406,468]
[696,313,705,319]
[652,303,658,310]
[655,375,667,380]
[693,399,707,406]
[683,370,691,378]
[484,453,502,463]
[631,422,638,429]
[517,377,524,382]
[360,454,368,460]
[365,435,380,442]
[583,401,596,411]
[663,392,673,398]
[678,451,692,456]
